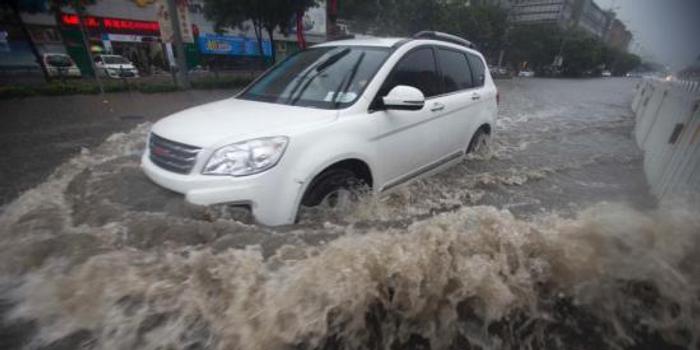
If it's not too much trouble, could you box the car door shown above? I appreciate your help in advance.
[372,47,443,190]
[431,47,484,156]
[465,52,493,139]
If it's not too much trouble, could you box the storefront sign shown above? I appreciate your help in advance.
[60,14,160,35]
[198,34,271,57]
[107,34,159,43]
[156,0,194,44]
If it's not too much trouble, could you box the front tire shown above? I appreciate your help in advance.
[301,168,365,208]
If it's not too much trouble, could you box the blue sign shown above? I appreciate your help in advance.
[198,34,272,57]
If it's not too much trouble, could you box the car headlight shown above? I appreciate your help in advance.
[202,136,288,176]
[107,68,118,74]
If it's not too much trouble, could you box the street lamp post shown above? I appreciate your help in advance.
[165,0,190,89]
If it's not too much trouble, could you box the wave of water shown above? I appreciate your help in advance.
[0,118,698,349]
[1,79,697,349]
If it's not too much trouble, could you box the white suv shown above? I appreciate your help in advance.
[142,32,498,226]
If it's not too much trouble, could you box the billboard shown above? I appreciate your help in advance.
[198,34,272,57]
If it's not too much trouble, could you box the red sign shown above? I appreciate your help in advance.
[61,14,160,34]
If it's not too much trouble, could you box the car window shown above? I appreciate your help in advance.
[104,56,130,64]
[46,55,72,67]
[467,53,486,87]
[378,47,440,98]
[437,48,473,93]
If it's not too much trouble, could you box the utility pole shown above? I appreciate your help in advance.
[76,10,104,95]
[165,0,190,89]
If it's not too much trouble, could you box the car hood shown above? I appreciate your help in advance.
[151,98,338,148]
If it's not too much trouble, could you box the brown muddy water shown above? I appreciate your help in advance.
[0,78,698,349]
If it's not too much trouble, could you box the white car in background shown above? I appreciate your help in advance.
[94,54,139,78]
[142,32,498,226]
[42,53,81,78]
[518,69,535,77]
[601,70,612,77]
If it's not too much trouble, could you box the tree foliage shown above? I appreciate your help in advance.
[338,1,641,77]
[202,0,316,63]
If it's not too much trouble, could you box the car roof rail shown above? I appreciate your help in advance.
[331,34,356,41]
[412,31,475,49]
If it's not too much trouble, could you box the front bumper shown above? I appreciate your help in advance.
[141,152,303,226]
[107,70,139,78]
[47,67,81,77]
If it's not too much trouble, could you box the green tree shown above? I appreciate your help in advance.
[337,0,508,58]
[203,0,316,64]
[506,24,563,71]
[3,0,51,81]
[560,31,604,76]
[338,0,446,36]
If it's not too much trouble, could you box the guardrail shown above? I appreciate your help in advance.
[632,78,700,204]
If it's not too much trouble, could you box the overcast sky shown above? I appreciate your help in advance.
[594,0,700,70]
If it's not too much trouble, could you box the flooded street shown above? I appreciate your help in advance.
[1,78,698,349]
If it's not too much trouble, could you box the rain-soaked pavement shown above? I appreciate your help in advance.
[1,78,699,350]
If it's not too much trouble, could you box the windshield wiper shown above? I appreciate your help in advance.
[288,48,351,105]
[332,52,365,108]
[315,48,351,72]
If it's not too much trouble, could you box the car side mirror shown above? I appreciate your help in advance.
[382,85,425,111]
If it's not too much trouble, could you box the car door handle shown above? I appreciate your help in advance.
[471,93,481,101]
[430,102,445,112]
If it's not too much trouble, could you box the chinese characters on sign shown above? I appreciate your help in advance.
[156,0,194,44]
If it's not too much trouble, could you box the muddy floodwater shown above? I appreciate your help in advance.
[1,78,698,349]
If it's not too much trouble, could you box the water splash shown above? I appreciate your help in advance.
[1,79,695,349]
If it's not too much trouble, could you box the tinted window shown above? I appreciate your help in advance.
[438,49,473,93]
[46,55,72,67]
[467,53,486,87]
[379,48,440,98]
[104,56,130,64]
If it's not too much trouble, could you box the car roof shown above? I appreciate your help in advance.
[313,36,484,58]
[314,37,406,48]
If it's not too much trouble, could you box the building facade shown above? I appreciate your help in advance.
[507,0,614,40]
[508,0,577,28]
[573,0,610,38]
[606,18,632,51]
[1,0,326,74]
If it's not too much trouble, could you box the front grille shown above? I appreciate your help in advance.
[149,133,201,174]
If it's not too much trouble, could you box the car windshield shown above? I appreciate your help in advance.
[239,46,390,109]
[104,56,130,64]
[46,55,72,67]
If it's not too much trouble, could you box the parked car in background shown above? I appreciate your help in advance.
[42,53,81,79]
[518,70,535,77]
[489,65,511,79]
[94,54,139,78]
[141,31,498,226]
[601,70,612,77]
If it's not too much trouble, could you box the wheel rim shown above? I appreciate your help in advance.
[472,133,490,155]
[320,187,356,208]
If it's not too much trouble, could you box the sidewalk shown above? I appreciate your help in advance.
[0,89,235,207]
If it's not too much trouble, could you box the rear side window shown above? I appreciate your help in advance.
[437,48,473,94]
[379,48,440,98]
[467,53,486,87]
